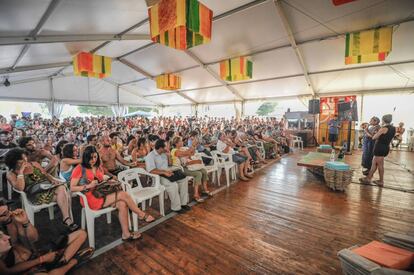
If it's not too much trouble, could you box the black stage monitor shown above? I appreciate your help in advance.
[308,99,320,114]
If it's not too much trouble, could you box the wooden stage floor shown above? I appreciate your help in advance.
[74,150,414,275]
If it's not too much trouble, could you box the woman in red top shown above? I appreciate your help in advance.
[70,146,155,241]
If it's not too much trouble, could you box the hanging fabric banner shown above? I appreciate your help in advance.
[156,73,181,90]
[149,0,213,50]
[332,0,357,6]
[220,56,253,82]
[345,27,393,65]
[73,52,112,78]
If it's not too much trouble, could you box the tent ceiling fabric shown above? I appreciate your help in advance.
[0,0,414,107]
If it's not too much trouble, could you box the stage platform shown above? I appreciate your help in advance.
[72,149,414,274]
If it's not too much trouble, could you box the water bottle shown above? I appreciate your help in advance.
[338,148,344,160]
[330,149,336,162]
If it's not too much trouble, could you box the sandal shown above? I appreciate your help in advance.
[63,217,80,232]
[201,191,213,197]
[44,251,65,270]
[373,180,384,187]
[73,247,95,265]
[138,213,155,223]
[122,232,142,241]
[194,197,205,203]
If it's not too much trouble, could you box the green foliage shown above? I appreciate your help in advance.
[77,105,112,116]
[128,106,159,114]
[256,102,278,116]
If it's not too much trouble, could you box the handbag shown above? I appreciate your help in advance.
[161,169,186,182]
[26,181,58,196]
[80,166,122,198]
[92,180,123,198]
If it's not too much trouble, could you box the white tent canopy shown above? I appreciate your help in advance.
[0,0,413,109]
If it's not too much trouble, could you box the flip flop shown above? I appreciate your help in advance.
[74,247,95,264]
[194,197,205,203]
[138,213,155,223]
[122,232,142,241]
[201,191,213,197]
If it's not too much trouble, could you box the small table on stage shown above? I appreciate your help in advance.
[297,152,343,177]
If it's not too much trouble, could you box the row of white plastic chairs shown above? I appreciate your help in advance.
[2,148,251,248]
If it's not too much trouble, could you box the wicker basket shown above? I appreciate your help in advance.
[317,148,333,154]
[324,167,353,191]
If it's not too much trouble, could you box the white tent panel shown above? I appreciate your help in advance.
[54,76,118,104]
[386,21,414,63]
[18,41,103,67]
[312,66,411,94]
[107,61,146,85]
[0,45,25,68]
[385,63,414,85]
[148,93,192,105]
[124,79,165,97]
[129,21,149,35]
[8,68,62,82]
[286,0,414,40]
[189,1,289,64]
[60,65,74,75]
[179,67,221,90]
[88,78,117,103]
[0,79,50,100]
[280,1,335,43]
[53,76,89,102]
[202,0,255,17]
[181,86,236,103]
[233,76,310,99]
[0,0,51,36]
[300,36,346,73]
[119,87,156,106]
[299,20,414,73]
[319,0,414,35]
[96,40,150,59]
[250,47,303,79]
[125,44,198,76]
[209,46,303,81]
[41,0,148,35]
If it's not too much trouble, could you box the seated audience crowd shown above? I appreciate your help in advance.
[0,114,290,273]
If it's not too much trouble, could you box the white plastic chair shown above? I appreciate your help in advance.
[13,188,56,226]
[11,176,68,226]
[1,167,14,200]
[255,141,266,159]
[194,152,218,186]
[118,168,165,231]
[211,150,236,187]
[75,192,118,248]
[291,135,304,150]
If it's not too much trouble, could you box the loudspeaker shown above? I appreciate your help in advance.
[308,99,320,114]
